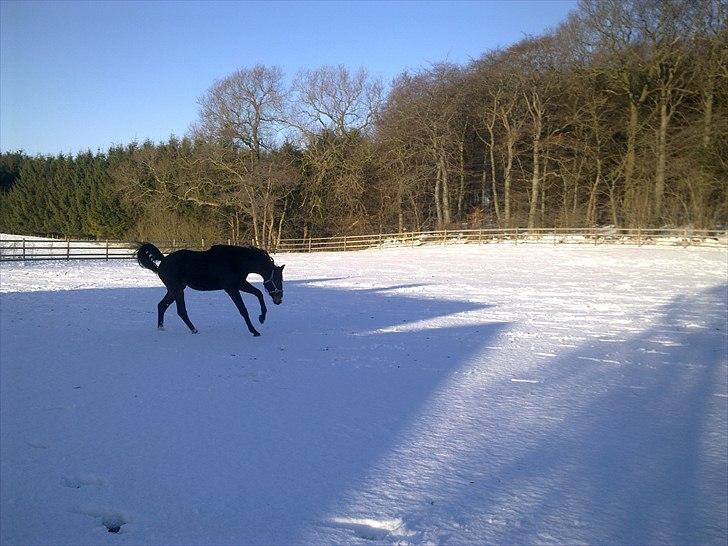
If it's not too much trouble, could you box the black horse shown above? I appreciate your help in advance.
[136,242,284,336]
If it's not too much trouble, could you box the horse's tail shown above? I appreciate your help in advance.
[135,242,165,273]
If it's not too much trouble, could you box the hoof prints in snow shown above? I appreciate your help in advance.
[103,515,126,534]
[77,506,130,534]
[69,477,128,534]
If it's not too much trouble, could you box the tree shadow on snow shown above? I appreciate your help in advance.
[5,281,724,544]
[0,278,508,544]
[370,284,727,545]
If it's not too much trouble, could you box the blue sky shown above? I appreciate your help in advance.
[0,0,577,156]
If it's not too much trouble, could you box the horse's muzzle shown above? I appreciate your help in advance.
[272,295,283,305]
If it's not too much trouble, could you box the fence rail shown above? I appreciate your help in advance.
[1,228,726,262]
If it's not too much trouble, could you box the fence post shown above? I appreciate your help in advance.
[106,239,109,260]
[479,229,483,245]
[515,227,518,245]
[66,238,70,261]
[22,239,26,261]
[443,229,447,245]
[637,227,642,246]
[343,236,347,251]
[308,237,312,253]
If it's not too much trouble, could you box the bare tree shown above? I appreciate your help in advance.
[470,47,536,228]
[289,65,383,138]
[579,0,655,225]
[193,65,286,158]
[286,66,384,236]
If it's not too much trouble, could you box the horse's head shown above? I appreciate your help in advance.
[264,264,285,305]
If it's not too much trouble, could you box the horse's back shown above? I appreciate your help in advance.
[158,247,244,291]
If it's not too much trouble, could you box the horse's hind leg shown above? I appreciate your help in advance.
[224,288,261,337]
[174,290,198,334]
[157,291,175,330]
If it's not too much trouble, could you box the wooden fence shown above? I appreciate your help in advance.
[1,228,726,262]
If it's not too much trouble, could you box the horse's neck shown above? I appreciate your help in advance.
[241,249,272,279]
[256,260,273,280]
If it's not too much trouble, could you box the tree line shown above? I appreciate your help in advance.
[1,0,726,244]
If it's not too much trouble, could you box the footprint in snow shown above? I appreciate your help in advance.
[76,505,131,534]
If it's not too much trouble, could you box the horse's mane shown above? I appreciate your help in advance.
[240,245,274,265]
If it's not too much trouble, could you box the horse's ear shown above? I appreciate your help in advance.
[280,264,285,271]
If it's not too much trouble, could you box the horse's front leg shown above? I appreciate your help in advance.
[225,288,261,336]
[240,280,267,324]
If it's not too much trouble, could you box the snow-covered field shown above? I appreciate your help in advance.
[1,244,726,545]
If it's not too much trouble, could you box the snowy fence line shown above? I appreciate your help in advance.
[1,228,726,261]
[276,227,728,252]
[0,235,137,262]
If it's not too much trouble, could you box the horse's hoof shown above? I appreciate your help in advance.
[191,329,199,334]
[252,332,261,337]
[259,315,266,324]
[158,325,164,331]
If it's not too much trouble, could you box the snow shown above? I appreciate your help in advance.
[1,244,727,545]
[0,234,132,261]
